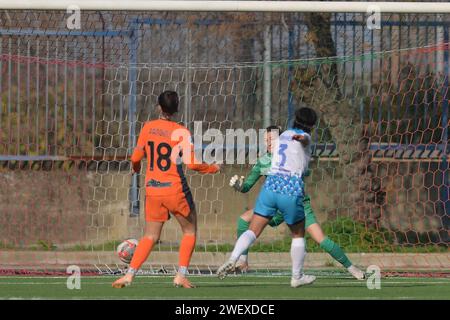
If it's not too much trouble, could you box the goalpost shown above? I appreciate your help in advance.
[1,1,450,13]
[0,1,448,275]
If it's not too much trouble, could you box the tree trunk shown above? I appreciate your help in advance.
[295,13,386,224]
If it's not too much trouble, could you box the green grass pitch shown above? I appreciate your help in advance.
[0,275,449,300]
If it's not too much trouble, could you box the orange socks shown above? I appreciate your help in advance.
[178,234,196,275]
[129,235,195,275]
[129,237,154,271]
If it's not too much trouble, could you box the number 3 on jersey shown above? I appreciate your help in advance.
[277,143,288,168]
[148,141,172,171]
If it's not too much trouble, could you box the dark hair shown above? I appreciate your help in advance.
[158,91,179,115]
[266,125,281,134]
[293,107,317,133]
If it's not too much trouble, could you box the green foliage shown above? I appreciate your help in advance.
[0,241,15,249]
[67,240,120,252]
[305,217,391,252]
[31,216,448,253]
[0,86,97,157]
[234,217,446,253]
[36,240,57,251]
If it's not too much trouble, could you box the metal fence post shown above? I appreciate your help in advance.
[288,27,294,126]
[263,24,272,128]
[129,21,140,216]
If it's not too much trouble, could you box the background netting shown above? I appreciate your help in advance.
[0,9,448,274]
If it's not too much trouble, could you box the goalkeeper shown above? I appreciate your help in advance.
[230,125,365,280]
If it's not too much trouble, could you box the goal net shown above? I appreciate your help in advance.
[0,4,448,275]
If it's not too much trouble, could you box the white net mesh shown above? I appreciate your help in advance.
[0,9,448,274]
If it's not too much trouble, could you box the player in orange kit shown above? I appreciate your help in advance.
[112,91,220,289]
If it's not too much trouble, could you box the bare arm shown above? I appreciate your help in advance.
[176,128,221,174]
[130,123,147,173]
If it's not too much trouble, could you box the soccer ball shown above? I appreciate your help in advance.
[117,239,139,264]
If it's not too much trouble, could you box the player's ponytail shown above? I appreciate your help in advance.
[293,107,317,133]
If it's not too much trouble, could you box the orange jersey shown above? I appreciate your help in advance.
[131,119,218,196]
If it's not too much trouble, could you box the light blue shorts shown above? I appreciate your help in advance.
[254,187,305,225]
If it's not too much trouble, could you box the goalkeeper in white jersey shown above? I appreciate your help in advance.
[217,107,318,287]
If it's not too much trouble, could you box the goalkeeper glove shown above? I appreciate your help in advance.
[229,175,245,192]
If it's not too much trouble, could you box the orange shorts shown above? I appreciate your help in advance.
[145,191,195,222]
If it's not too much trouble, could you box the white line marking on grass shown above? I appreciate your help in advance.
[3,296,438,300]
[0,280,449,286]
[1,275,449,281]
